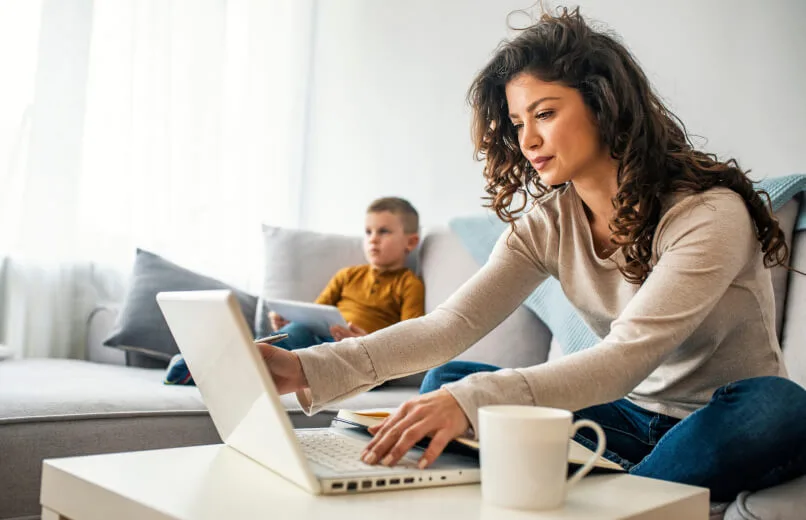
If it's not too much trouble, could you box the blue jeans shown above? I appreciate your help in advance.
[420,360,806,502]
[272,322,333,351]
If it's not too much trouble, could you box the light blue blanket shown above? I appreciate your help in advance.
[449,174,806,355]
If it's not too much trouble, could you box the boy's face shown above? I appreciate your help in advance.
[364,211,419,271]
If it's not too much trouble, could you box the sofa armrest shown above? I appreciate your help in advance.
[86,306,126,366]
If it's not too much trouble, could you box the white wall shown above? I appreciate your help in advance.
[300,0,806,234]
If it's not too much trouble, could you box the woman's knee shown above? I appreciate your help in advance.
[726,376,806,404]
[712,376,806,434]
[420,362,463,394]
[419,360,498,394]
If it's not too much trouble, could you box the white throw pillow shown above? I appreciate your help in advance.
[260,224,366,303]
[256,224,366,335]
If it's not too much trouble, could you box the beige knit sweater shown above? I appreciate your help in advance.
[294,185,786,436]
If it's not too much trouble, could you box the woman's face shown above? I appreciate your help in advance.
[505,73,612,187]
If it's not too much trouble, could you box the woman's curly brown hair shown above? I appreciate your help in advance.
[468,6,788,284]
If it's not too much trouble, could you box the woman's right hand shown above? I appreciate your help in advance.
[256,343,308,394]
[269,311,289,332]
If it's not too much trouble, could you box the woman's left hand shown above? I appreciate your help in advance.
[361,389,470,469]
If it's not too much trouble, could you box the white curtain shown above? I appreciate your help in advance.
[0,0,315,359]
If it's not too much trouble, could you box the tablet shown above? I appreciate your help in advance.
[263,298,348,338]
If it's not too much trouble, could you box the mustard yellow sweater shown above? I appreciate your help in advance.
[315,265,424,333]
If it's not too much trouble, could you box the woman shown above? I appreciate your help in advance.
[260,7,806,501]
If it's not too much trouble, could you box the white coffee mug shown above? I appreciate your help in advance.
[478,405,607,511]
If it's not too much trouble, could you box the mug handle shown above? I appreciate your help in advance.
[566,419,607,489]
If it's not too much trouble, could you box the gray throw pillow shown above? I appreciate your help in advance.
[104,249,258,368]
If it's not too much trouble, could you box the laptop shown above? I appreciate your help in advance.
[156,290,480,495]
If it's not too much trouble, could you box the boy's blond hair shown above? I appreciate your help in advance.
[366,197,419,234]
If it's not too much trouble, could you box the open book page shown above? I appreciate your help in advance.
[335,409,623,472]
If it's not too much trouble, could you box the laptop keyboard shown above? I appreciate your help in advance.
[296,430,419,472]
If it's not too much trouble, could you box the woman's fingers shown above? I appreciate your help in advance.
[380,418,435,467]
[361,390,470,468]
[363,412,430,466]
[418,429,455,469]
[362,418,387,456]
[362,404,419,461]
[365,399,415,441]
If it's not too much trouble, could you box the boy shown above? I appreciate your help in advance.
[269,197,425,350]
[165,197,424,385]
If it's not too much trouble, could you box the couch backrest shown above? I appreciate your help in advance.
[419,227,552,369]
[770,199,801,340]
[781,226,806,388]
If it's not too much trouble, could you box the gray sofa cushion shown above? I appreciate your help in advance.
[0,359,418,424]
[0,358,418,519]
[2,412,218,520]
[0,359,209,421]
[103,249,259,368]
[0,359,218,520]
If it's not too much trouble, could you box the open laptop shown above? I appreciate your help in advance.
[156,290,480,495]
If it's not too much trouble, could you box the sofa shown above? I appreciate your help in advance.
[2,201,806,520]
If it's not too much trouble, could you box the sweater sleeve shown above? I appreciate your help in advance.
[442,191,760,436]
[294,210,552,414]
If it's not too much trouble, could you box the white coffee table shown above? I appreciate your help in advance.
[40,444,709,520]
